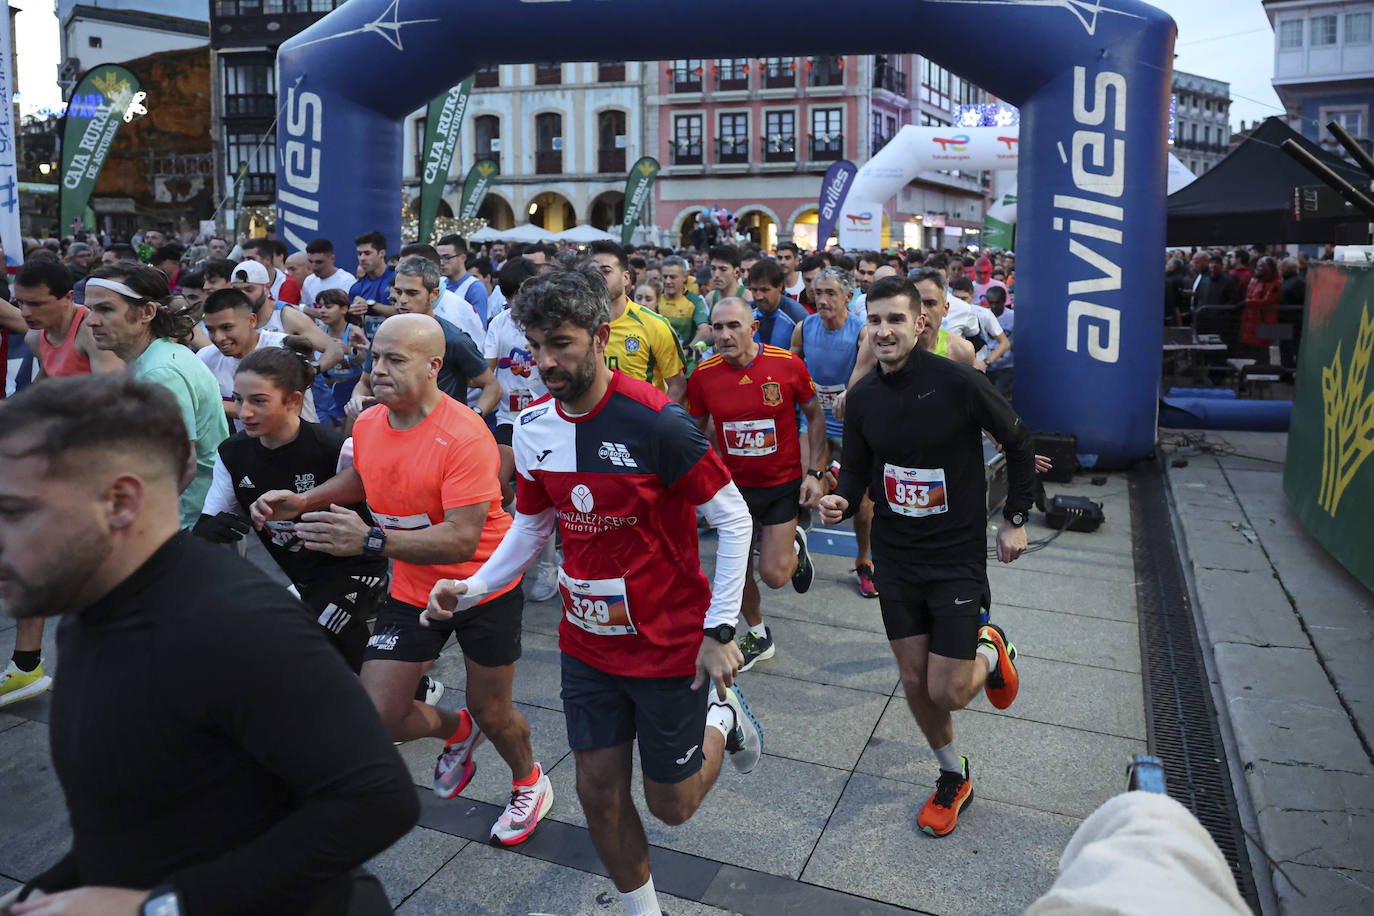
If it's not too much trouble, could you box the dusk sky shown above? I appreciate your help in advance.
[11,0,1288,130]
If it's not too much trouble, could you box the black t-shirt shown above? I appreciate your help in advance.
[838,348,1036,564]
[363,315,486,401]
[36,532,417,914]
[216,422,387,585]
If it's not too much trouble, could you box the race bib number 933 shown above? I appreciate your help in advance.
[883,464,948,517]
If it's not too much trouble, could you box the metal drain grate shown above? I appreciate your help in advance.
[1131,463,1261,913]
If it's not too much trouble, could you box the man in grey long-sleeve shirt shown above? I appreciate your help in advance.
[0,374,417,916]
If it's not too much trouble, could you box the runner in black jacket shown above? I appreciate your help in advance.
[194,347,386,671]
[0,374,416,916]
[820,275,1033,840]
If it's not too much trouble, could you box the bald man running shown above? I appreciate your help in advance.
[252,314,550,847]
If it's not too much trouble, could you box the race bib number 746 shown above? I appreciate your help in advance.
[883,464,948,517]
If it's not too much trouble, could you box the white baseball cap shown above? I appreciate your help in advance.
[231,259,270,285]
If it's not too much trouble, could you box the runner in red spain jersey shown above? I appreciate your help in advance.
[422,266,760,916]
[686,297,826,672]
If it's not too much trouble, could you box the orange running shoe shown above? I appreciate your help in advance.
[979,623,1019,709]
[917,756,972,837]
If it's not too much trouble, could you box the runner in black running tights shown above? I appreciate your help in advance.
[819,275,1035,839]
[194,346,386,671]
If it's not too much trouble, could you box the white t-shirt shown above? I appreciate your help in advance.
[972,302,1004,341]
[941,292,981,339]
[785,277,806,300]
[487,284,508,314]
[978,307,1014,370]
[434,288,485,351]
[197,329,318,430]
[300,268,355,307]
[482,309,547,427]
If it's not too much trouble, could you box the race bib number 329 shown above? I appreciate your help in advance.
[883,464,949,517]
[558,570,637,636]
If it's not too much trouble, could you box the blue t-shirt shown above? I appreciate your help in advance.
[801,312,863,439]
[349,269,396,339]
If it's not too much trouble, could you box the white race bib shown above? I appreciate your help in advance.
[558,569,636,636]
[815,383,845,411]
[721,418,778,456]
[372,511,433,531]
[883,464,949,517]
[507,388,535,413]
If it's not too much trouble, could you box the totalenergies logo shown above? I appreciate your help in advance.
[845,211,873,226]
[997,136,1018,151]
[932,135,970,152]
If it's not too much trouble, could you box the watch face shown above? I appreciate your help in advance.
[1009,512,1026,526]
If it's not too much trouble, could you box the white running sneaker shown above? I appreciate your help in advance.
[433,714,485,799]
[417,676,444,707]
[712,685,763,774]
[529,561,560,602]
[490,763,553,846]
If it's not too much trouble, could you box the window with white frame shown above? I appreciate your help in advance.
[1279,19,1304,48]
[1310,15,1338,46]
[1347,12,1372,44]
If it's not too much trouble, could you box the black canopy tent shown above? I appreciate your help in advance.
[1166,117,1370,246]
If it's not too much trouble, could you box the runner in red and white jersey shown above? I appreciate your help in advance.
[686,296,826,672]
[424,266,760,916]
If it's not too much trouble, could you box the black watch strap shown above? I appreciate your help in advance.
[1004,509,1028,527]
[806,469,824,480]
[363,526,387,555]
[704,623,735,644]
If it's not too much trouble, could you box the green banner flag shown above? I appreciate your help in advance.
[417,77,473,244]
[231,160,249,233]
[60,65,141,235]
[458,158,500,220]
[621,157,660,247]
[1283,262,1374,592]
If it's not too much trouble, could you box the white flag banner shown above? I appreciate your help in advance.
[0,11,22,271]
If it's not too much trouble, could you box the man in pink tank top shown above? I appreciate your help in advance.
[2,260,123,711]
[16,260,123,380]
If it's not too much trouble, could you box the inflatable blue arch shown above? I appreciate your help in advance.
[275,0,1176,467]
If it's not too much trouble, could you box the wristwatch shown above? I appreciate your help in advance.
[363,525,387,556]
[806,469,825,480]
[703,623,736,644]
[473,405,485,416]
[142,885,183,916]
[1004,509,1028,527]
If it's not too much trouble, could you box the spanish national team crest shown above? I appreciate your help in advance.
[625,336,641,353]
[761,381,782,407]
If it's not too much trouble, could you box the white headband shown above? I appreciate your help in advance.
[85,277,145,299]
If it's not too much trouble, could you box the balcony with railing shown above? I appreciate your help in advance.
[714,61,749,91]
[535,150,562,174]
[535,63,562,85]
[671,139,703,166]
[598,148,626,173]
[763,135,796,163]
[474,66,499,88]
[223,93,274,118]
[808,56,844,87]
[810,133,843,161]
[762,58,796,89]
[715,137,749,165]
[240,173,275,199]
[598,62,625,82]
[670,64,703,93]
[873,57,908,96]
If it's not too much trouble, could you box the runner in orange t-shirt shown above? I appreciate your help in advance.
[251,314,551,847]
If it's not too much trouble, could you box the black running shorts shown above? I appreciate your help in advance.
[493,423,514,447]
[872,557,989,660]
[363,586,524,668]
[297,572,388,672]
[736,477,802,528]
[560,651,709,784]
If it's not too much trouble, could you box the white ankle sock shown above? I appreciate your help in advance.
[748,622,768,639]
[706,701,734,739]
[933,742,961,773]
[976,643,999,675]
[620,876,661,916]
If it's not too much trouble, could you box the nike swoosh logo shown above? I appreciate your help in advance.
[953,597,973,605]
[675,745,699,765]
[918,390,935,399]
